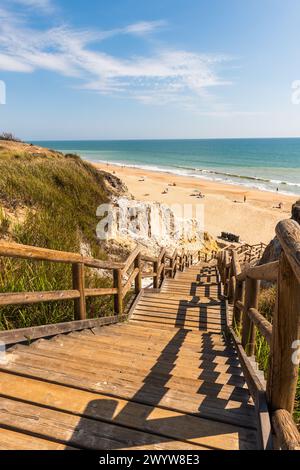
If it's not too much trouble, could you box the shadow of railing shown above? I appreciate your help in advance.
[68,324,255,449]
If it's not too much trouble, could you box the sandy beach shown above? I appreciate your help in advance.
[93,162,297,245]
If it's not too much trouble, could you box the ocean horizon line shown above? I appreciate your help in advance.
[31,138,300,197]
[31,136,300,143]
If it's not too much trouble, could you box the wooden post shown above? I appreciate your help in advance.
[267,251,300,413]
[153,260,159,288]
[221,251,226,285]
[72,263,86,320]
[223,251,230,297]
[228,258,235,304]
[171,252,177,278]
[241,277,260,356]
[233,279,244,328]
[134,252,142,294]
[161,253,166,284]
[113,268,123,314]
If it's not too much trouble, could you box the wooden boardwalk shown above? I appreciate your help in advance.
[0,261,258,450]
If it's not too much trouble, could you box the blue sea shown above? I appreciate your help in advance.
[33,138,300,196]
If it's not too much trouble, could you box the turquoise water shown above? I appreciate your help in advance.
[33,139,300,195]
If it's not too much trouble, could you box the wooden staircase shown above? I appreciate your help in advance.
[0,259,258,450]
[131,263,225,332]
[1,219,299,450]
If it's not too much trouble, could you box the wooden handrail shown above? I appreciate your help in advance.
[237,260,279,282]
[122,246,141,273]
[276,219,300,283]
[272,409,300,450]
[216,218,300,448]
[247,308,272,346]
[0,240,200,320]
[0,241,124,270]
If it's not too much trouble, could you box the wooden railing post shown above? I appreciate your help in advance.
[233,279,244,328]
[267,251,300,413]
[153,260,159,288]
[161,252,166,284]
[241,277,260,356]
[223,251,230,297]
[134,252,142,294]
[228,256,235,304]
[72,262,86,320]
[171,250,177,278]
[113,268,123,314]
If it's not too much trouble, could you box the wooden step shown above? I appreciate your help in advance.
[2,347,255,428]
[16,339,247,387]
[0,396,207,450]
[0,254,261,449]
[130,316,222,332]
[0,427,76,450]
[79,327,231,350]
[9,342,249,403]
[131,309,225,325]
[33,335,245,382]
[0,372,256,450]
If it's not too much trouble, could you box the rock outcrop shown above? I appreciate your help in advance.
[98,196,216,258]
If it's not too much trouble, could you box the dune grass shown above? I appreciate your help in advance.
[257,286,299,427]
[233,285,299,426]
[0,149,116,330]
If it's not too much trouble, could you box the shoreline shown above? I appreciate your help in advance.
[92,161,297,245]
[92,159,300,197]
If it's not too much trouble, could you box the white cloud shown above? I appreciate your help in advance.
[0,4,232,109]
[124,20,166,35]
[9,0,53,13]
[0,53,33,72]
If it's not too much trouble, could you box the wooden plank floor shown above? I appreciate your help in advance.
[0,262,258,450]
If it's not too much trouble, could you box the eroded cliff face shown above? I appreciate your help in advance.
[99,196,218,258]
[260,200,300,265]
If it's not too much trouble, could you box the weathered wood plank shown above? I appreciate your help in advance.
[0,290,80,306]
[272,409,300,450]
[72,262,86,320]
[122,246,140,273]
[0,240,124,270]
[276,219,300,283]
[247,308,272,346]
[0,396,206,450]
[237,261,279,282]
[1,355,255,428]
[0,428,76,450]
[0,372,257,450]
[0,315,127,346]
[267,251,300,413]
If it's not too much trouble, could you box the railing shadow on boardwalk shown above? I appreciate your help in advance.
[175,265,223,331]
[69,327,253,450]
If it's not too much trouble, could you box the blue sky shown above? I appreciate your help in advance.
[0,0,300,140]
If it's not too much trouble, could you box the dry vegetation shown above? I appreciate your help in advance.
[0,141,117,329]
[256,286,299,427]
